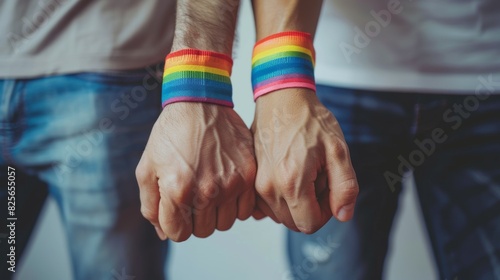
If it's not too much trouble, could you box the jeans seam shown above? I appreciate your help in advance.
[1,80,16,164]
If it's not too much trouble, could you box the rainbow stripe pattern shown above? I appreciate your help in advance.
[162,49,233,108]
[251,31,316,100]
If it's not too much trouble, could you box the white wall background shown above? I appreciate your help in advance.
[15,2,437,279]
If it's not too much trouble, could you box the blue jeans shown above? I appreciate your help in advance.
[287,85,500,280]
[0,65,168,280]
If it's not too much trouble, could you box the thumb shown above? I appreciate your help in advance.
[325,138,359,222]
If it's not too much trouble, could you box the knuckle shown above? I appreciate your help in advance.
[256,182,274,198]
[279,179,298,199]
[330,136,350,160]
[241,165,257,184]
[135,164,149,186]
[339,178,359,201]
[159,174,193,203]
[224,176,241,196]
[198,183,220,200]
[226,165,255,193]
[140,206,157,222]
[163,173,186,186]
[164,185,192,204]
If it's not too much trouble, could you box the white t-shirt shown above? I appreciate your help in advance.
[314,0,500,94]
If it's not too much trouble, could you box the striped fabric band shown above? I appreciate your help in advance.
[251,31,316,100]
[162,49,233,108]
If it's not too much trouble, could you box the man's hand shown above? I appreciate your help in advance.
[136,103,256,242]
[251,89,359,233]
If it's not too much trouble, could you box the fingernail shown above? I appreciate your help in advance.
[155,226,167,240]
[337,203,355,222]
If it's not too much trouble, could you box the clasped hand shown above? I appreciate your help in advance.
[136,89,359,241]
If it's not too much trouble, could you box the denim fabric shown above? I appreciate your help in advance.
[287,85,500,280]
[0,64,168,280]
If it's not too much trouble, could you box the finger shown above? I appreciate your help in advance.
[158,195,193,242]
[325,138,359,222]
[271,159,322,233]
[315,172,332,217]
[192,204,217,238]
[135,156,165,239]
[157,175,194,242]
[237,187,256,220]
[284,181,329,234]
[281,165,330,233]
[255,196,280,223]
[255,170,297,229]
[216,199,238,231]
[252,208,267,220]
[275,199,299,231]
[256,181,297,229]
[191,186,217,238]
[315,171,329,198]
[263,195,298,231]
[235,160,257,221]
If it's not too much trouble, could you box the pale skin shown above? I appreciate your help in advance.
[251,0,359,233]
[136,0,359,241]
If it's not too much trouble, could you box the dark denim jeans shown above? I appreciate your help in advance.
[288,85,500,280]
[0,65,168,280]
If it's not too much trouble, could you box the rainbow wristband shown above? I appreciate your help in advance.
[251,31,316,100]
[162,49,233,108]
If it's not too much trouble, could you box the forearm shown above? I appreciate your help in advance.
[172,0,240,55]
[250,1,358,231]
[138,0,258,243]
[251,0,323,40]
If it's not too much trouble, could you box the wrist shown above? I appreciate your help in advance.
[254,88,319,124]
[162,49,234,108]
[255,87,317,105]
[251,31,316,101]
